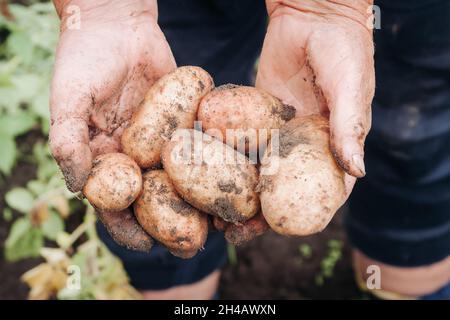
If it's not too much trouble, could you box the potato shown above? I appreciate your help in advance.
[213,212,269,246]
[197,84,296,154]
[121,66,214,168]
[161,129,260,224]
[134,170,208,258]
[83,153,142,212]
[97,209,153,252]
[259,115,346,236]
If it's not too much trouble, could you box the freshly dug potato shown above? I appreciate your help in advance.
[83,153,142,212]
[121,66,214,168]
[161,129,260,224]
[97,209,153,252]
[259,115,346,236]
[213,213,269,246]
[134,170,208,259]
[198,84,296,154]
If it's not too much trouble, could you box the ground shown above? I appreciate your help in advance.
[219,216,363,299]
[0,135,364,300]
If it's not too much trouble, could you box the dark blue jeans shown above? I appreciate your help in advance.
[346,0,450,267]
[98,0,450,290]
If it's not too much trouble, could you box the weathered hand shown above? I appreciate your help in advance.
[256,0,375,195]
[50,0,176,193]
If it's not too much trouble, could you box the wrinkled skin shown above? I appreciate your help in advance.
[50,0,176,193]
[50,0,175,251]
[225,0,375,243]
[257,0,375,189]
[50,0,375,247]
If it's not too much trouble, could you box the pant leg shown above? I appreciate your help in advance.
[98,0,267,289]
[345,0,450,267]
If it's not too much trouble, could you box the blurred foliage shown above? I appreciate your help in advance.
[298,243,312,259]
[227,244,238,266]
[315,239,343,286]
[1,2,140,300]
[0,2,57,175]
[22,207,141,300]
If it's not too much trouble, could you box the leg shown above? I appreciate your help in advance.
[354,250,450,297]
[140,271,221,300]
[346,0,450,298]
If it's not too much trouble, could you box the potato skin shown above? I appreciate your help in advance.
[161,129,260,224]
[213,212,269,246]
[83,153,142,212]
[259,115,346,236]
[134,170,208,258]
[198,85,296,153]
[97,209,153,252]
[121,66,214,168]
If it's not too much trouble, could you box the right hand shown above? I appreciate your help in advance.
[256,0,376,198]
[50,0,176,193]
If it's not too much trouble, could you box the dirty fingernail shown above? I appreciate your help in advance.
[352,154,366,176]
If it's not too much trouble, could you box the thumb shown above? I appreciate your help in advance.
[49,65,93,192]
[306,28,375,178]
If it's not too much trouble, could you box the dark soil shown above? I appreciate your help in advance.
[0,132,364,300]
[220,211,365,300]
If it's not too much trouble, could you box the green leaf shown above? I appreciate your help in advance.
[6,30,34,65]
[3,208,13,222]
[5,187,35,214]
[5,217,30,247]
[27,180,47,196]
[0,87,21,111]
[0,112,36,137]
[37,158,59,181]
[5,217,44,261]
[40,117,50,134]
[299,243,312,259]
[41,210,64,241]
[32,91,50,119]
[11,73,42,103]
[328,239,342,249]
[0,133,17,175]
[227,243,238,266]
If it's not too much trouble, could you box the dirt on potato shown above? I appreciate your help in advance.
[97,210,153,252]
[271,104,296,122]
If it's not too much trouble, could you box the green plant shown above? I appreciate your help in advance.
[1,2,140,300]
[0,2,57,175]
[315,239,343,286]
[4,140,72,261]
[298,243,312,259]
[227,243,238,266]
[21,205,141,300]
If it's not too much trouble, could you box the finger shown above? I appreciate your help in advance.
[49,117,92,193]
[50,63,93,192]
[96,209,153,252]
[307,28,375,177]
[344,174,357,202]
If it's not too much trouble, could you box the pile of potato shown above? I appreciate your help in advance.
[82,66,347,258]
